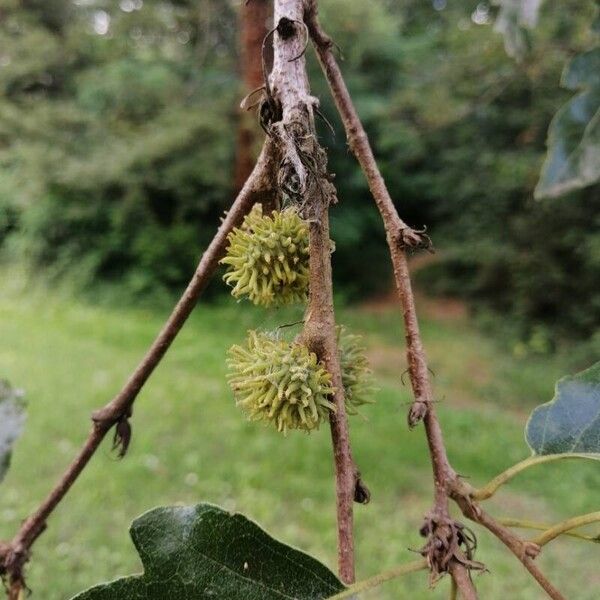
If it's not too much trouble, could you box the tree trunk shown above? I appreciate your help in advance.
[233,0,270,193]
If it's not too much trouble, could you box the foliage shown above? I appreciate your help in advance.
[0,380,25,484]
[320,0,599,343]
[70,503,345,600]
[0,0,237,298]
[535,45,600,198]
[526,361,600,454]
[417,187,600,347]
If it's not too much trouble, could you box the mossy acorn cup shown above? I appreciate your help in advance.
[227,331,335,433]
[221,204,310,307]
[227,328,376,434]
[337,325,376,414]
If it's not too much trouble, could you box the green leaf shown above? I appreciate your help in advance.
[526,362,600,455]
[535,47,600,199]
[493,0,543,60]
[0,380,26,483]
[70,503,345,600]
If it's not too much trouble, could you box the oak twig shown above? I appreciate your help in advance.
[499,517,600,543]
[304,0,470,592]
[448,562,478,600]
[305,3,567,599]
[0,142,276,593]
[330,558,428,599]
[472,453,599,501]
[268,0,358,583]
[450,576,458,600]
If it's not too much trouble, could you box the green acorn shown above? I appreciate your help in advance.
[221,204,310,307]
[337,326,376,414]
[227,331,335,433]
[227,327,376,433]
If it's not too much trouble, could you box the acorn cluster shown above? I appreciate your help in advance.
[221,204,310,307]
[223,203,376,433]
[227,331,335,433]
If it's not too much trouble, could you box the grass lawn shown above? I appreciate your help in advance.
[0,274,598,599]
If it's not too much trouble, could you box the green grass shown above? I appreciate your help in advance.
[0,275,598,599]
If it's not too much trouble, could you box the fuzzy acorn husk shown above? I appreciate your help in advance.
[227,331,335,433]
[221,204,310,307]
[227,327,375,433]
[337,325,376,413]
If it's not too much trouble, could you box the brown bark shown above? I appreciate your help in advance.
[233,0,270,193]
[267,0,357,582]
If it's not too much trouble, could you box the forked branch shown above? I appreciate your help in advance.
[0,142,277,596]
[472,453,599,501]
[304,2,567,598]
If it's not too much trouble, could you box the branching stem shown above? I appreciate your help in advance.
[472,453,599,501]
[450,576,458,600]
[269,0,357,583]
[329,559,427,599]
[449,562,477,600]
[0,143,276,592]
[532,511,600,547]
[305,3,567,599]
[499,517,600,543]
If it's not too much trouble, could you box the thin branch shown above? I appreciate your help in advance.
[450,576,458,600]
[329,559,427,599]
[304,0,448,481]
[304,0,467,586]
[304,205,356,583]
[531,512,600,547]
[0,142,276,590]
[472,453,599,501]
[270,0,358,583]
[268,0,357,583]
[304,4,567,599]
[454,497,566,600]
[449,562,477,600]
[499,517,600,543]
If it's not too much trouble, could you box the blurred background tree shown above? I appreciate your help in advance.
[0,0,598,349]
